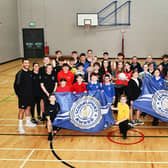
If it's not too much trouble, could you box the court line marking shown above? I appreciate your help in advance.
[1,132,168,138]
[20,149,34,168]
[0,158,168,164]
[0,124,45,127]
[0,94,15,103]
[0,123,168,129]
[0,147,168,153]
[50,138,74,168]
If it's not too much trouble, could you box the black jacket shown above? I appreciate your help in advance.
[126,78,142,101]
[14,69,33,97]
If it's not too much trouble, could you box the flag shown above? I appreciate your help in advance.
[53,90,114,133]
[133,76,168,122]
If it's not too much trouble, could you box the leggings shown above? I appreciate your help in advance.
[31,96,41,118]
[119,119,129,138]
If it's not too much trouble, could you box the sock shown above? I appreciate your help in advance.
[18,120,23,127]
[26,116,31,124]
[48,132,52,140]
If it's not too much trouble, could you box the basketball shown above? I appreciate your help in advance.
[118,72,127,80]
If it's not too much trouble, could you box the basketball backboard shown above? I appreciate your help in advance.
[77,13,98,26]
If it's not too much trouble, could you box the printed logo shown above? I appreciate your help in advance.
[70,96,102,129]
[152,90,168,118]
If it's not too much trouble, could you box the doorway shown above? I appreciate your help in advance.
[23,28,44,58]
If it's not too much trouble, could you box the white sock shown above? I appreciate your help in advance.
[18,120,23,127]
[26,116,31,124]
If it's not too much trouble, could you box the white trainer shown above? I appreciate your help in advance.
[25,121,37,127]
[18,127,25,134]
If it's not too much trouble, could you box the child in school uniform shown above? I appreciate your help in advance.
[126,71,144,125]
[72,74,87,93]
[102,73,115,105]
[45,94,60,141]
[111,95,132,139]
[87,72,102,91]
[56,78,73,92]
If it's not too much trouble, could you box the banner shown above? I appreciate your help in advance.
[53,90,114,133]
[133,76,168,122]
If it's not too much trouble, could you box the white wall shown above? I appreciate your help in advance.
[17,0,168,58]
[0,0,20,63]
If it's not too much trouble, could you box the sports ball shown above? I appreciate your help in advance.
[118,72,127,80]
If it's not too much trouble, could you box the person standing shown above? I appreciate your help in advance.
[40,64,57,111]
[45,94,60,141]
[130,56,143,73]
[160,54,168,78]
[126,71,144,125]
[31,63,43,124]
[14,59,36,134]
[57,63,74,86]
[151,69,167,126]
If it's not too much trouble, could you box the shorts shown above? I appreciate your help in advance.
[18,96,33,109]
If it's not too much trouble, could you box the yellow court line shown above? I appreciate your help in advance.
[0,147,168,153]
[0,158,168,164]
[20,149,34,168]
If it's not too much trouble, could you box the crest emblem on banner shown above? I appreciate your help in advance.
[152,90,168,118]
[70,96,102,129]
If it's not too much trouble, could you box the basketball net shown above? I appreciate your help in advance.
[84,24,90,32]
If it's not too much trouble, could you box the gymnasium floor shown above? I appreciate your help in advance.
[0,59,168,168]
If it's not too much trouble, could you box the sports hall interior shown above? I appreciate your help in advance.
[0,0,168,168]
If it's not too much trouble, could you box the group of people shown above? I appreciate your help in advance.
[14,49,168,140]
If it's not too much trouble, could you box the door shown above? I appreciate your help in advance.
[23,28,44,58]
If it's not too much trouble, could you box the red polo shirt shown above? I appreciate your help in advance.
[57,70,74,86]
[72,82,87,93]
[56,85,73,92]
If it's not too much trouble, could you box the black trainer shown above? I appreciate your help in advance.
[31,118,38,124]
[37,116,44,122]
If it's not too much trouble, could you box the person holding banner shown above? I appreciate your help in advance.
[139,63,152,80]
[45,93,60,141]
[112,95,132,139]
[102,73,115,105]
[133,68,168,126]
[151,68,167,125]
[87,72,102,91]
[72,74,87,93]
[56,78,73,92]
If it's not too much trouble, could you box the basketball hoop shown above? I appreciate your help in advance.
[85,24,90,28]
[84,23,91,32]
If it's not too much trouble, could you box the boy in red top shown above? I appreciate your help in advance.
[56,78,72,92]
[72,74,87,93]
[57,63,74,86]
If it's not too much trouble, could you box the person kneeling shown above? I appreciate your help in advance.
[45,93,60,141]
[112,95,133,139]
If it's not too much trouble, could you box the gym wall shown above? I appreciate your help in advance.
[15,0,168,58]
[0,0,20,63]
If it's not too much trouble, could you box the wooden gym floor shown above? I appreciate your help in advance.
[0,59,168,168]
